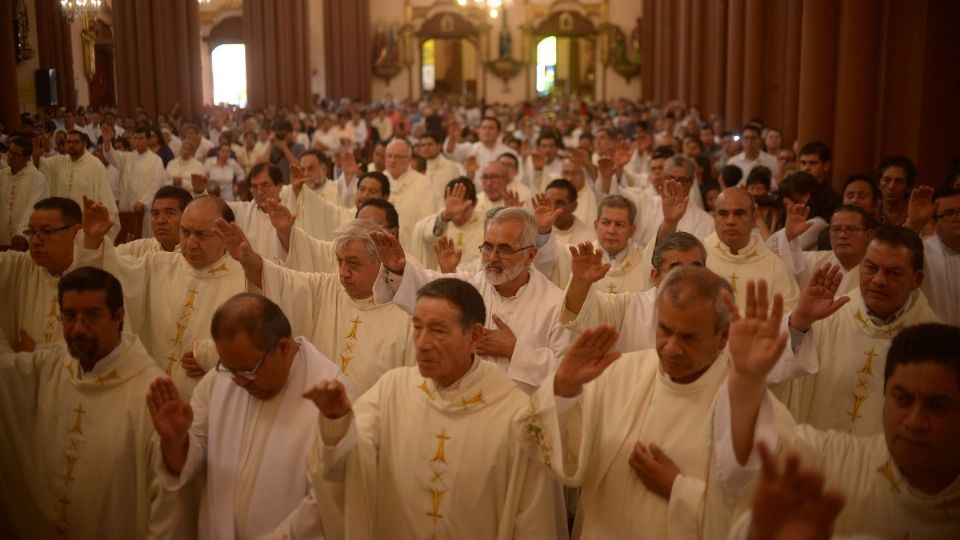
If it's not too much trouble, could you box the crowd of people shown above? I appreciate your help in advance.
[1,96,959,539]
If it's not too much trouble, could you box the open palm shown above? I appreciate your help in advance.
[569,242,611,283]
[214,218,255,265]
[554,325,621,397]
[791,264,850,331]
[146,378,193,441]
[722,280,788,380]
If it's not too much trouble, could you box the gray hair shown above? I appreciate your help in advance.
[597,195,637,224]
[657,266,733,332]
[651,232,707,272]
[333,219,384,260]
[211,293,292,351]
[664,155,697,180]
[486,207,537,248]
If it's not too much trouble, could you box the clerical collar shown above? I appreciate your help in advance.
[76,336,125,378]
[865,292,914,326]
[436,356,480,400]
[603,247,628,265]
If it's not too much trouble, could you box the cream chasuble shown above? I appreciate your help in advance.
[156,338,346,540]
[552,218,597,247]
[558,286,659,353]
[424,155,465,201]
[0,162,49,244]
[287,189,352,242]
[227,201,290,264]
[517,350,735,539]
[573,185,599,227]
[704,232,800,313]
[105,147,165,237]
[386,169,441,250]
[373,261,572,392]
[164,156,205,186]
[550,241,648,293]
[766,229,859,296]
[790,289,940,435]
[0,250,78,349]
[260,260,416,394]
[40,153,120,241]
[717,393,960,540]
[282,226,422,276]
[474,182,534,217]
[77,239,246,398]
[410,211,484,271]
[921,235,960,326]
[627,191,716,249]
[115,237,168,259]
[309,362,562,540]
[0,335,192,539]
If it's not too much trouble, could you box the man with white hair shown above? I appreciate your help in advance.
[164,138,205,188]
[383,138,439,249]
[627,154,714,249]
[372,207,571,392]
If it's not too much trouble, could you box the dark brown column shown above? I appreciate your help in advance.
[724,0,745,126]
[640,0,656,100]
[796,0,839,146]
[244,0,311,109]
[915,0,960,186]
[779,0,803,145]
[35,0,75,110]
[0,0,20,130]
[324,0,372,100]
[741,0,764,123]
[701,0,726,117]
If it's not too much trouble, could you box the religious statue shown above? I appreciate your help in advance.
[498,11,513,59]
[14,0,36,63]
[372,22,403,81]
[630,18,642,66]
[81,26,97,82]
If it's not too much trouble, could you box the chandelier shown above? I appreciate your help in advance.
[59,0,101,23]
[456,0,513,19]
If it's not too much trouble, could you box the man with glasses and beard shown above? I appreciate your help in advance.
[371,207,570,393]
[0,135,49,250]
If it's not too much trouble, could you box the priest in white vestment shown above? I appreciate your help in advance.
[39,130,119,241]
[150,293,350,539]
[0,267,191,538]
[559,159,600,227]
[372,207,571,393]
[115,186,192,258]
[419,132,464,201]
[786,225,941,435]
[278,149,341,210]
[383,139,440,250]
[516,270,808,540]
[165,139,206,188]
[920,188,960,325]
[444,117,518,171]
[473,159,533,217]
[705,187,800,312]
[544,179,596,247]
[715,321,960,540]
[223,163,293,263]
[766,203,875,297]
[558,232,706,353]
[102,126,165,237]
[0,135,49,247]
[522,133,565,193]
[216,218,416,395]
[410,178,484,271]
[0,197,82,351]
[305,278,562,540]
[76,195,248,398]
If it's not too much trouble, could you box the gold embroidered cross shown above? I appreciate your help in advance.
[56,495,70,525]
[876,460,902,493]
[431,429,451,464]
[847,392,867,421]
[164,354,178,375]
[427,488,446,522]
[184,288,199,310]
[606,282,617,293]
[458,392,486,410]
[96,368,120,386]
[342,341,355,355]
[339,354,353,373]
[173,322,188,346]
[853,309,868,329]
[418,382,436,400]
[858,347,878,376]
[345,316,362,340]
[207,262,228,275]
[69,404,85,435]
[728,272,739,292]
[62,453,79,485]
[67,438,81,453]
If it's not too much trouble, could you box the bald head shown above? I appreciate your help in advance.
[714,187,756,252]
[385,138,413,178]
[179,196,233,269]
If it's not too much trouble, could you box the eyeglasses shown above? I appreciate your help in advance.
[664,174,692,183]
[478,242,534,257]
[59,310,109,327]
[829,225,867,235]
[935,208,960,220]
[23,224,75,239]
[215,347,272,381]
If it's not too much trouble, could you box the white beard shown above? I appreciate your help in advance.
[483,259,527,286]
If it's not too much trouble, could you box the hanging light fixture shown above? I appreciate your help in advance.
[455,0,513,19]
[59,0,101,23]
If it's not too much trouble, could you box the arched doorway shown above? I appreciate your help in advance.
[89,20,116,109]
[206,16,245,106]
[417,12,481,99]
[532,10,597,99]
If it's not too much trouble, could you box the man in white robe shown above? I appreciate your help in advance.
[705,187,800,312]
[216,218,416,395]
[716,320,960,539]
[0,197,82,351]
[411,178,484,271]
[383,138,440,250]
[164,139,206,188]
[372,207,570,393]
[116,186,192,258]
[419,132,464,201]
[625,155,715,249]
[558,232,706,353]
[77,195,247,398]
[786,225,941,435]
[515,269,804,539]
[766,203,875,297]
[560,158,599,227]
[522,132,564,192]
[149,293,348,539]
[102,125,165,237]
[0,267,190,538]
[38,129,119,241]
[444,116,518,171]
[278,149,340,209]
[473,159,532,217]
[304,278,562,539]
[0,135,49,248]
[920,188,960,325]
[544,178,596,247]
[223,163,291,263]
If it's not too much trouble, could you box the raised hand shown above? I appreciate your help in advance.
[190,173,209,194]
[475,315,517,358]
[213,218,256,266]
[260,197,297,239]
[614,141,633,169]
[747,444,844,540]
[433,236,462,273]
[533,192,563,233]
[788,264,851,332]
[82,195,114,246]
[629,441,680,499]
[180,350,206,378]
[465,155,478,178]
[784,201,813,241]
[660,179,689,225]
[370,230,406,274]
[303,379,352,419]
[146,377,193,442]
[503,189,522,208]
[442,182,473,221]
[906,185,936,232]
[569,242,611,284]
[722,280,788,381]
[553,325,622,397]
